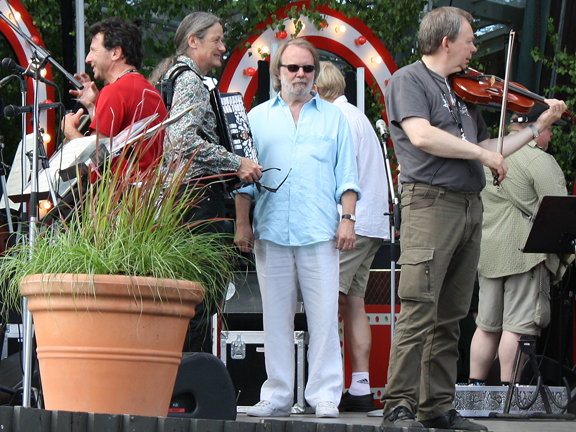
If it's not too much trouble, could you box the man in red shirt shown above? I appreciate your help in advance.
[63,17,166,171]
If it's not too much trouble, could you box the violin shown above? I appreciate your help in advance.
[452,68,574,124]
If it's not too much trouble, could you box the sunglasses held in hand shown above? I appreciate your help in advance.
[239,167,292,193]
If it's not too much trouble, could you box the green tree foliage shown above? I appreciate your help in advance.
[10,0,429,85]
[532,18,576,191]
[0,0,426,161]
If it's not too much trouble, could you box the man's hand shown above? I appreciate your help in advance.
[534,99,568,131]
[234,221,255,253]
[234,192,255,253]
[237,157,263,183]
[479,148,509,184]
[61,108,85,141]
[69,72,98,117]
[335,218,356,251]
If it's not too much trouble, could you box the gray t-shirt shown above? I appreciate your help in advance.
[385,61,490,192]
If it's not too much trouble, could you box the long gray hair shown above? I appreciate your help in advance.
[149,12,221,85]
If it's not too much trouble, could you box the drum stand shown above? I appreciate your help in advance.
[25,127,59,207]
[0,67,27,246]
[0,137,15,237]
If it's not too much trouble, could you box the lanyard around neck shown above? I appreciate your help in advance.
[420,60,467,141]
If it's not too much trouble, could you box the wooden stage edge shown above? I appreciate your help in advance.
[0,405,575,432]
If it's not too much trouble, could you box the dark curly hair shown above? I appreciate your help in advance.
[88,17,143,69]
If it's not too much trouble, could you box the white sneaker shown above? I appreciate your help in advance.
[315,401,339,418]
[246,400,291,417]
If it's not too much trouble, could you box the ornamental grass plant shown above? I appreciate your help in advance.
[0,128,237,316]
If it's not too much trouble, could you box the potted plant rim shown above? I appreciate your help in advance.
[0,128,238,417]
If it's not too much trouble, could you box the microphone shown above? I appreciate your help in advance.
[1,58,56,87]
[2,57,29,75]
[4,102,63,117]
[375,119,389,140]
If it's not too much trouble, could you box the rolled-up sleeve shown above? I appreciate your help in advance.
[334,115,361,203]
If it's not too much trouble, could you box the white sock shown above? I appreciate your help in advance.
[349,372,370,396]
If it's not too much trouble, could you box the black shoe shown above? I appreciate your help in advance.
[381,406,423,428]
[420,409,488,431]
[338,391,374,412]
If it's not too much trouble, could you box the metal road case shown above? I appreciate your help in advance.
[220,330,309,413]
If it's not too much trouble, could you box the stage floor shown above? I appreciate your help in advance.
[235,412,576,432]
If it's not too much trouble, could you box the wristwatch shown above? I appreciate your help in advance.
[341,214,356,222]
[528,124,540,139]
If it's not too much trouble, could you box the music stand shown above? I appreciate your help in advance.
[522,196,576,255]
[497,195,576,419]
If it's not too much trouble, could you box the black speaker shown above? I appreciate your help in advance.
[168,352,236,420]
[257,60,270,104]
[344,70,357,106]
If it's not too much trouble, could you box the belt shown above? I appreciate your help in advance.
[406,183,481,202]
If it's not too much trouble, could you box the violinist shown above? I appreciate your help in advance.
[469,105,568,387]
[380,6,566,430]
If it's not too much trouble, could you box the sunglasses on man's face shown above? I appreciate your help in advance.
[280,64,315,73]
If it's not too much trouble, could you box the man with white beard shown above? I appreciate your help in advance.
[235,38,360,419]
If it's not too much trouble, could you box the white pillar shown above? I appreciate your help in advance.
[75,0,85,74]
[356,67,365,113]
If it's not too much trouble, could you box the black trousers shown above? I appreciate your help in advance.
[180,182,231,352]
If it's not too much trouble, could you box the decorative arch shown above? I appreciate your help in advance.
[220,0,396,121]
[0,0,55,154]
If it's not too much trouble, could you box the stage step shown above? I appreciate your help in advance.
[455,385,569,417]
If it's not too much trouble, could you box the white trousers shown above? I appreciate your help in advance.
[254,240,343,409]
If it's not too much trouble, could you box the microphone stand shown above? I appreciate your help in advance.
[0,10,80,408]
[18,53,48,409]
[18,75,29,248]
[376,122,401,339]
[0,57,35,410]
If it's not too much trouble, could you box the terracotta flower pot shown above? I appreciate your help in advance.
[20,273,204,416]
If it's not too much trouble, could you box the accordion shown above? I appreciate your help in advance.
[210,90,258,164]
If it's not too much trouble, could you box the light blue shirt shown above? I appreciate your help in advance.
[242,92,360,246]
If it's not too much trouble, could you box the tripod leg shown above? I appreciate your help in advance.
[527,350,553,414]
[519,335,553,414]
[503,340,524,414]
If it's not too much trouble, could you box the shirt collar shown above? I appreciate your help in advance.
[176,55,203,77]
[273,90,323,111]
[333,95,347,106]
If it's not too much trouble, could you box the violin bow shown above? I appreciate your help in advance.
[494,30,516,187]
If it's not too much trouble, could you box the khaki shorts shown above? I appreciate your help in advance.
[339,235,382,297]
[476,263,551,336]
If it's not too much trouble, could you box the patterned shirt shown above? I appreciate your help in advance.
[163,56,241,181]
[478,133,567,280]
